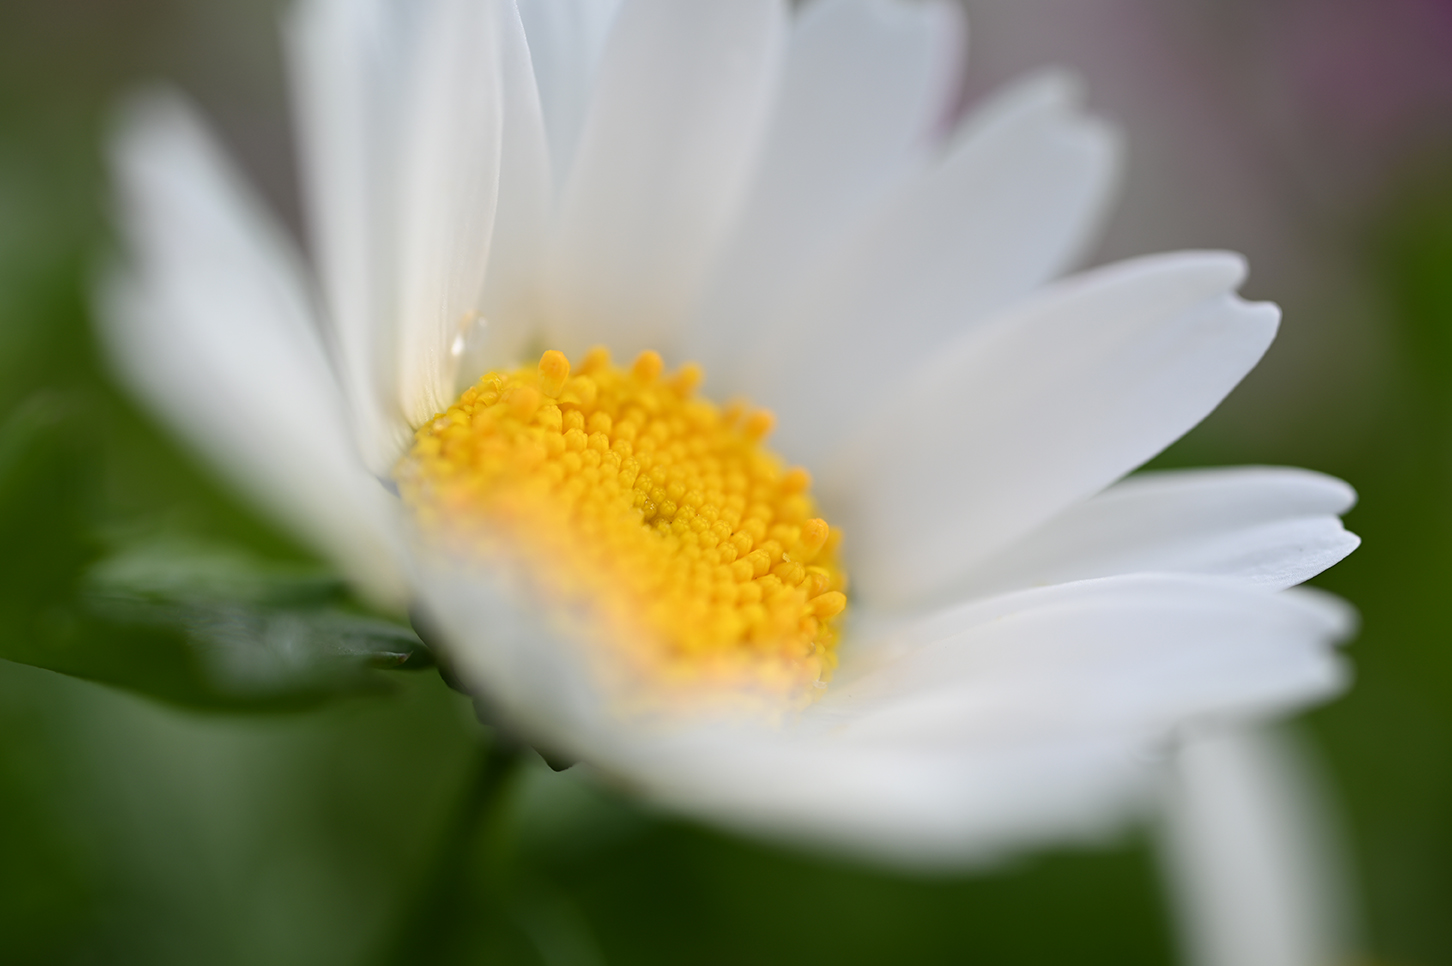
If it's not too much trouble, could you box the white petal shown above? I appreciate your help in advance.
[634,577,1351,868]
[687,0,965,392]
[950,467,1360,601]
[102,93,406,605]
[417,548,1150,866]
[516,0,625,191]
[827,251,1277,608]
[747,71,1121,457]
[822,576,1351,742]
[1158,727,1358,966]
[411,552,609,754]
[394,0,506,427]
[543,0,788,359]
[456,0,557,382]
[286,0,413,472]
[619,727,1150,869]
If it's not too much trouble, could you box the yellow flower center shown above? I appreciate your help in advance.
[396,348,848,716]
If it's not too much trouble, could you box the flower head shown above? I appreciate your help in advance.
[101,0,1359,866]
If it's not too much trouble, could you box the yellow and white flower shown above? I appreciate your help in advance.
[101,0,1359,866]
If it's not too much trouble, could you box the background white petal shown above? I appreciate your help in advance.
[286,0,413,473]
[687,0,966,393]
[827,251,1278,609]
[456,0,557,382]
[393,0,506,427]
[543,0,788,359]
[516,0,625,192]
[948,467,1360,602]
[746,71,1121,462]
[1158,726,1359,966]
[101,92,406,605]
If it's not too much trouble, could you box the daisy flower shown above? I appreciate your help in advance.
[101,0,1360,866]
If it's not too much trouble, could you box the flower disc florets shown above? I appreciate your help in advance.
[397,348,848,715]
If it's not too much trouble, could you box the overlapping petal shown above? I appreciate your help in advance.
[102,93,405,605]
[457,0,556,380]
[635,576,1349,866]
[422,569,1350,866]
[688,0,966,392]
[949,467,1360,601]
[393,0,506,426]
[516,0,625,190]
[544,0,789,358]
[286,0,412,471]
[748,71,1121,463]
[826,251,1279,608]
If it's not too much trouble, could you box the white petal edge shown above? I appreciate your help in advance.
[393,0,506,427]
[819,576,1351,740]
[516,0,625,192]
[102,92,406,606]
[948,466,1360,602]
[1158,726,1359,966]
[826,250,1277,609]
[456,0,557,383]
[542,0,788,360]
[745,71,1122,461]
[612,576,1351,868]
[687,0,966,393]
[286,0,413,473]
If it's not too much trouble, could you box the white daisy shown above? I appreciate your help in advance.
[100,0,1360,867]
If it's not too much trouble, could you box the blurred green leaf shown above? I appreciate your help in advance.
[0,394,431,712]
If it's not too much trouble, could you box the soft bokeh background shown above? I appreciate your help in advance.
[1,0,1449,963]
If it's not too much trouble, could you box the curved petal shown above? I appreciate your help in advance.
[423,538,1351,867]
[687,0,966,393]
[543,0,788,359]
[102,93,406,605]
[610,576,1349,867]
[415,548,1148,866]
[821,576,1350,738]
[826,251,1278,609]
[749,72,1121,460]
[456,0,557,383]
[393,0,506,426]
[622,727,1151,869]
[286,0,413,472]
[410,551,613,756]
[948,467,1360,602]
[1158,727,1358,966]
[516,0,625,191]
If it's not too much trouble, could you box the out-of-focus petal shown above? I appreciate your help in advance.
[102,92,406,605]
[823,576,1350,739]
[393,0,506,426]
[949,467,1360,601]
[622,576,1346,867]
[827,251,1277,609]
[286,0,412,472]
[421,558,1350,867]
[748,72,1121,460]
[457,0,557,381]
[543,0,788,359]
[688,0,965,392]
[516,0,624,190]
[1158,727,1359,966]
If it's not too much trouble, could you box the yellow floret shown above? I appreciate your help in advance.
[396,348,849,715]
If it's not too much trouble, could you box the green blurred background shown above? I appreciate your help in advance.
[1,0,1449,963]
